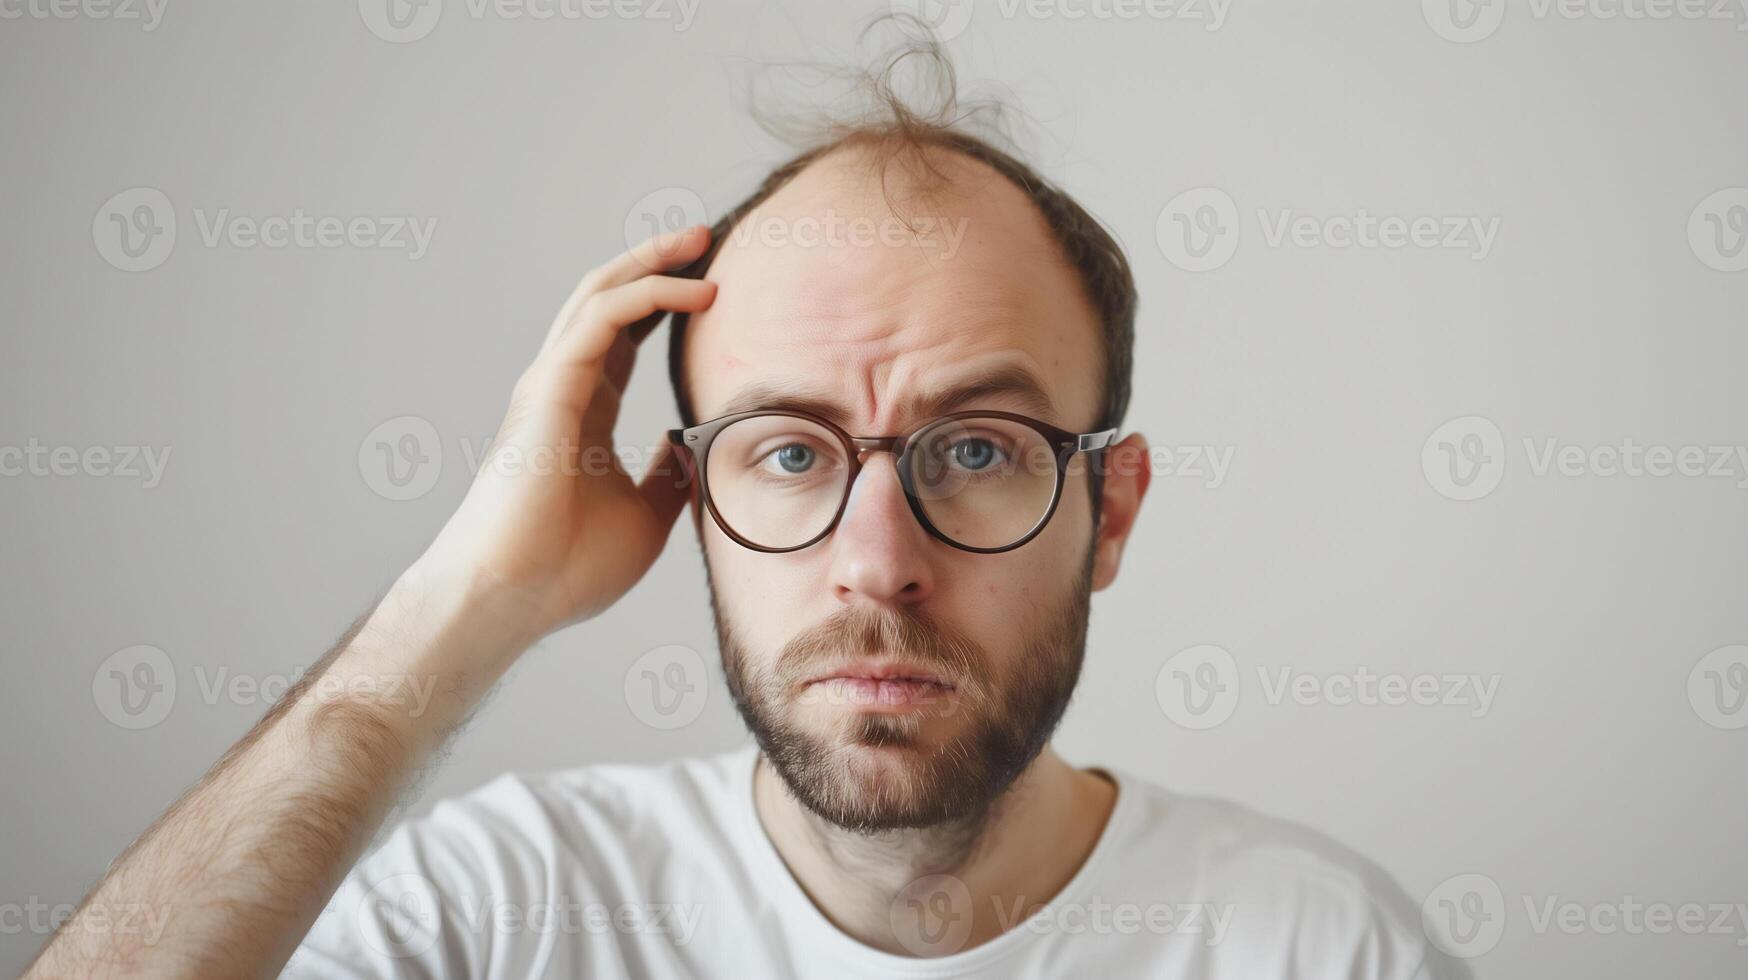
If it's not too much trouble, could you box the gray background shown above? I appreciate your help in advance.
[3,0,1746,976]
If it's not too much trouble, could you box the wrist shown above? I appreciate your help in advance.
[387,558,550,670]
[290,561,546,743]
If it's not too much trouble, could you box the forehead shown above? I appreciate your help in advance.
[682,145,1102,432]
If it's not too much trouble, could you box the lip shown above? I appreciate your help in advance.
[804,658,955,689]
[801,658,959,712]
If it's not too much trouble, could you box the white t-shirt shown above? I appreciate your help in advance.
[285,746,1464,979]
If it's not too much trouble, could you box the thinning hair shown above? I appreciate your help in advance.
[663,17,1137,438]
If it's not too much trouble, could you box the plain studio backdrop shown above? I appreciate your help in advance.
[2,1,1745,977]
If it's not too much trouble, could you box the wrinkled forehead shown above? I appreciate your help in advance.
[682,147,1103,434]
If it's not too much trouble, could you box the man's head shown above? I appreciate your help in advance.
[665,69,1151,834]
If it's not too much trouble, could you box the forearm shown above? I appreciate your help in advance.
[26,563,541,979]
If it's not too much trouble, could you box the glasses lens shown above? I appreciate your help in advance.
[907,416,1059,550]
[705,415,850,550]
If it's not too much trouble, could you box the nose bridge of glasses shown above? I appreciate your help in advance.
[849,435,903,465]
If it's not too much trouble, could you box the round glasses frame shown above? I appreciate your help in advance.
[666,409,1118,555]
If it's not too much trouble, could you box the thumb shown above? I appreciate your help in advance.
[637,438,693,531]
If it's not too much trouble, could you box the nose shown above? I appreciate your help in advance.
[827,453,935,607]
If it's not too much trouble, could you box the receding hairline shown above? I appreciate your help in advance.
[666,124,1135,437]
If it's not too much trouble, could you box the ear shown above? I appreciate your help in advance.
[676,445,707,535]
[1091,433,1151,591]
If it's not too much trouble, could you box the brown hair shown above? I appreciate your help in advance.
[664,19,1136,435]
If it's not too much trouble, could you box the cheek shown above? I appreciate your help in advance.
[953,485,1094,650]
[702,527,825,654]
[938,556,1072,664]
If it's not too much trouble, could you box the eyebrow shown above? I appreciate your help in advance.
[714,364,1061,431]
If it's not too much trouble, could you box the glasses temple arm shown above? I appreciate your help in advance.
[1075,429,1118,453]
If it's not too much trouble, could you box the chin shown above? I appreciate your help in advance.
[772,716,989,832]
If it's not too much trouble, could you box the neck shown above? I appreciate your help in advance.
[752,745,1117,956]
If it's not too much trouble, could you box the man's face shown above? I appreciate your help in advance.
[682,147,1113,832]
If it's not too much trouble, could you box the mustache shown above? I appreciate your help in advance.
[773,604,989,700]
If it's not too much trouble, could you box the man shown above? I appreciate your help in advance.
[29,55,1460,980]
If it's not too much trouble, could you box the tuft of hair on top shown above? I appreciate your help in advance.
[664,13,1137,439]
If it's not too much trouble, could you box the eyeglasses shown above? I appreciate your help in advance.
[667,409,1117,554]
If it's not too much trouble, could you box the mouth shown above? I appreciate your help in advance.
[801,659,958,711]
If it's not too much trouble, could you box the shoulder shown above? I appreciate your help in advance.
[1102,773,1470,980]
[287,747,755,977]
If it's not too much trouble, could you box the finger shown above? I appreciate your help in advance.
[528,276,715,424]
[540,225,712,354]
[546,275,716,375]
[600,319,641,397]
[608,222,713,284]
[577,332,635,443]
[636,441,692,533]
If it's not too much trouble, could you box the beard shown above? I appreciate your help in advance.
[709,545,1095,834]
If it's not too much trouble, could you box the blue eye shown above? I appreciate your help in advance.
[774,444,815,473]
[952,438,998,471]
